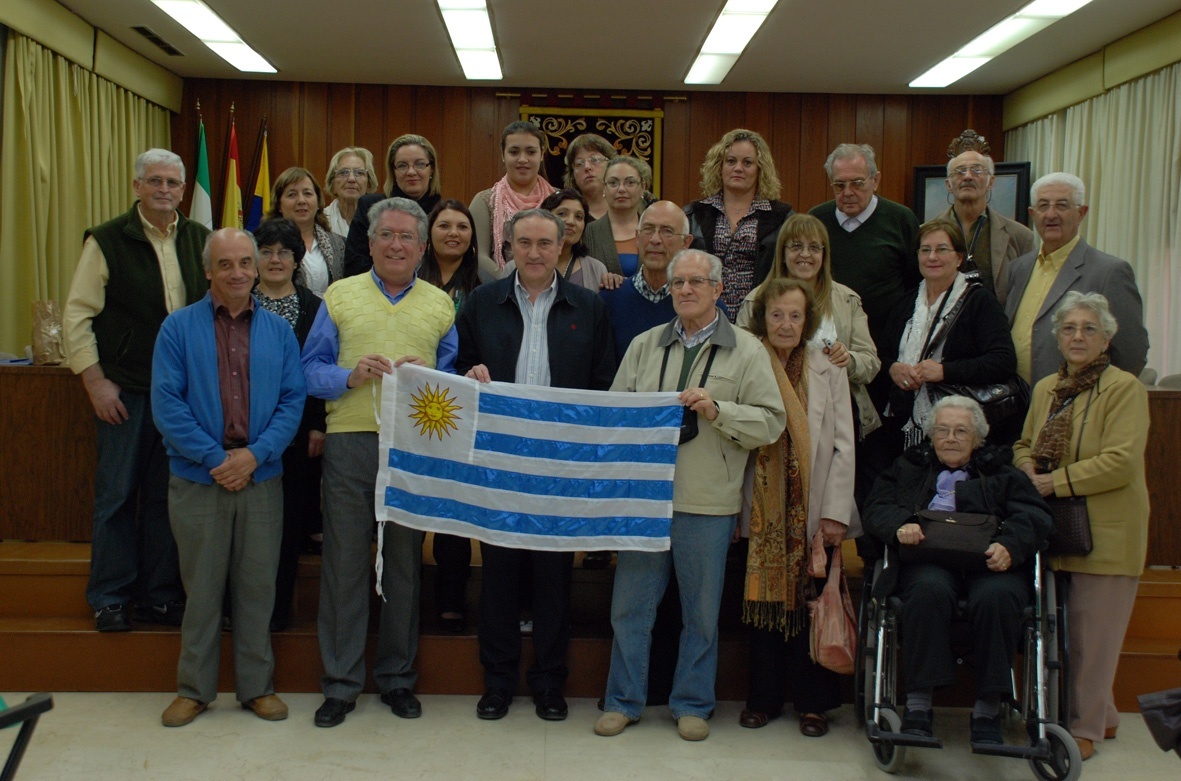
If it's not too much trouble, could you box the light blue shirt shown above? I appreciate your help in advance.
[301,270,458,400]
[513,272,558,386]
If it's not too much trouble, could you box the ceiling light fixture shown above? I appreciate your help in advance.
[150,0,275,73]
[438,0,502,80]
[685,0,778,85]
[909,0,1096,88]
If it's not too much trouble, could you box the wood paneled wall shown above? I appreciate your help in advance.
[171,81,1005,217]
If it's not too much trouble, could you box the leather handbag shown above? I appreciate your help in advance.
[808,533,857,675]
[897,510,998,571]
[1045,498,1093,556]
[929,376,1031,427]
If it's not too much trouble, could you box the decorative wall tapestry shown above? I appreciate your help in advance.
[519,106,665,196]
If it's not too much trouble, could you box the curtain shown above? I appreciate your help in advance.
[1005,63,1181,376]
[0,31,171,355]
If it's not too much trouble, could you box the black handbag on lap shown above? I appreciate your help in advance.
[897,509,999,572]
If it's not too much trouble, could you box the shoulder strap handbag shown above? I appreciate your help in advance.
[1045,389,1095,556]
[808,532,857,675]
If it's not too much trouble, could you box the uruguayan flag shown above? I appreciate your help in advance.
[376,364,681,552]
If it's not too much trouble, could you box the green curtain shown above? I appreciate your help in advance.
[0,31,171,354]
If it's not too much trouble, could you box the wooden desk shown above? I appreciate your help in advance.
[3,367,1181,566]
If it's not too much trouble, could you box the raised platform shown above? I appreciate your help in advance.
[2,541,1178,710]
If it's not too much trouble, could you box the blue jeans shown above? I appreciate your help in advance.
[604,512,734,720]
[85,390,182,610]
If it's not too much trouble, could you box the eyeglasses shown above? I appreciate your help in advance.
[605,177,641,190]
[950,165,990,179]
[669,276,718,290]
[1059,323,1103,338]
[375,230,419,244]
[787,241,824,255]
[140,176,184,190]
[831,178,869,192]
[259,248,295,260]
[334,168,369,180]
[639,225,685,239]
[1033,199,1077,214]
[931,425,973,441]
[573,155,607,170]
[918,245,957,257]
[394,161,431,174]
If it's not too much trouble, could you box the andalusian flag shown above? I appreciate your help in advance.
[191,120,213,229]
[244,131,269,232]
[220,117,242,229]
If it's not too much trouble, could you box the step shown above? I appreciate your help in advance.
[1124,567,1181,641]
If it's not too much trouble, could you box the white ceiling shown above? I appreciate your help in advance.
[56,0,1181,94]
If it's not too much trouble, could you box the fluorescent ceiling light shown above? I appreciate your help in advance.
[909,0,1095,88]
[438,1,502,81]
[685,0,778,85]
[151,0,275,73]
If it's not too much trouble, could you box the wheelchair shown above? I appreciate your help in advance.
[855,542,1082,780]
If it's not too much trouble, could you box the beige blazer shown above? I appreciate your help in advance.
[1012,365,1149,576]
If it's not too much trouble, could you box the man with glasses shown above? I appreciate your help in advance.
[600,201,693,357]
[1004,172,1147,384]
[64,148,210,633]
[596,249,784,742]
[302,197,458,727]
[941,146,1033,304]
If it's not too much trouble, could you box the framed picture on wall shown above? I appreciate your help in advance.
[912,162,1032,226]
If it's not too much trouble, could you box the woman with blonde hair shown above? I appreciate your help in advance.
[685,128,793,320]
[323,147,378,238]
[582,155,651,276]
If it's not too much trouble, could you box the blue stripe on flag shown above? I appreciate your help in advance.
[479,393,683,429]
[385,487,670,538]
[388,449,673,501]
[474,431,678,463]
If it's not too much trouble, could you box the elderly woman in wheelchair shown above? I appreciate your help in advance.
[863,395,1053,746]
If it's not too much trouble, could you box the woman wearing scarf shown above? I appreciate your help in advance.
[1013,292,1150,761]
[874,218,1016,471]
[470,121,557,280]
[737,277,858,738]
[266,167,344,297]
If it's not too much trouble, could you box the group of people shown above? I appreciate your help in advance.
[60,122,1152,761]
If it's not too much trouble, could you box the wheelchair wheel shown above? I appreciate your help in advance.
[1027,723,1082,781]
[872,708,907,774]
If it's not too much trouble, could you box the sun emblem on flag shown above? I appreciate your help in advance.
[407,383,462,440]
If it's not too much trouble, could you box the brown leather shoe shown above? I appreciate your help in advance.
[799,712,829,738]
[162,697,206,727]
[739,709,771,729]
[244,694,288,721]
[1075,737,1095,760]
[1104,725,1118,740]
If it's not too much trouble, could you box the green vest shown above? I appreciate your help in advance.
[85,203,209,391]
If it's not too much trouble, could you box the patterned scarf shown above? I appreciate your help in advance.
[1030,354,1110,472]
[490,175,557,269]
[743,340,812,637]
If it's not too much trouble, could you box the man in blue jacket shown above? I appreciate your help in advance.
[151,228,305,728]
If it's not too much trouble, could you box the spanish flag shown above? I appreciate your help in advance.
[220,117,242,229]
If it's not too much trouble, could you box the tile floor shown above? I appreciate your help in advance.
[1,693,1176,780]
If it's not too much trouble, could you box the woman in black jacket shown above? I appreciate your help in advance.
[684,129,793,320]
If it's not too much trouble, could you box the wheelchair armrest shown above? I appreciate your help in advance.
[0,692,53,730]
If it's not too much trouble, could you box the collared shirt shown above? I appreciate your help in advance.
[704,193,770,319]
[835,195,879,232]
[63,204,185,373]
[301,240,330,297]
[212,293,254,446]
[631,269,670,303]
[674,309,720,349]
[301,270,458,399]
[1011,234,1081,382]
[513,272,559,386]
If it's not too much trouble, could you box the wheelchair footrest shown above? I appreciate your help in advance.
[970,739,1052,759]
[866,721,944,749]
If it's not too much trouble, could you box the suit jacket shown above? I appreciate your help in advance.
[741,347,859,540]
[1004,237,1149,384]
[942,205,1034,306]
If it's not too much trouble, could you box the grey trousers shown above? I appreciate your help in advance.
[318,432,424,700]
[1067,572,1139,742]
[169,475,282,704]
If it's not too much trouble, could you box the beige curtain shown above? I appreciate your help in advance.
[0,31,171,355]
[1005,62,1181,376]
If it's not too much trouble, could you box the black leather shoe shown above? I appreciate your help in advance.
[901,708,934,737]
[439,615,465,634]
[533,689,568,721]
[970,714,1004,745]
[381,688,422,719]
[95,604,130,632]
[477,688,512,720]
[133,599,185,627]
[314,697,355,728]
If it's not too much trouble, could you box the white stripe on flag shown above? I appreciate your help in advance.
[374,364,681,555]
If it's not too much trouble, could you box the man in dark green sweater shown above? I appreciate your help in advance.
[63,148,210,632]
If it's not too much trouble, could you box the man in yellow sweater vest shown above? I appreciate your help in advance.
[302,198,458,727]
